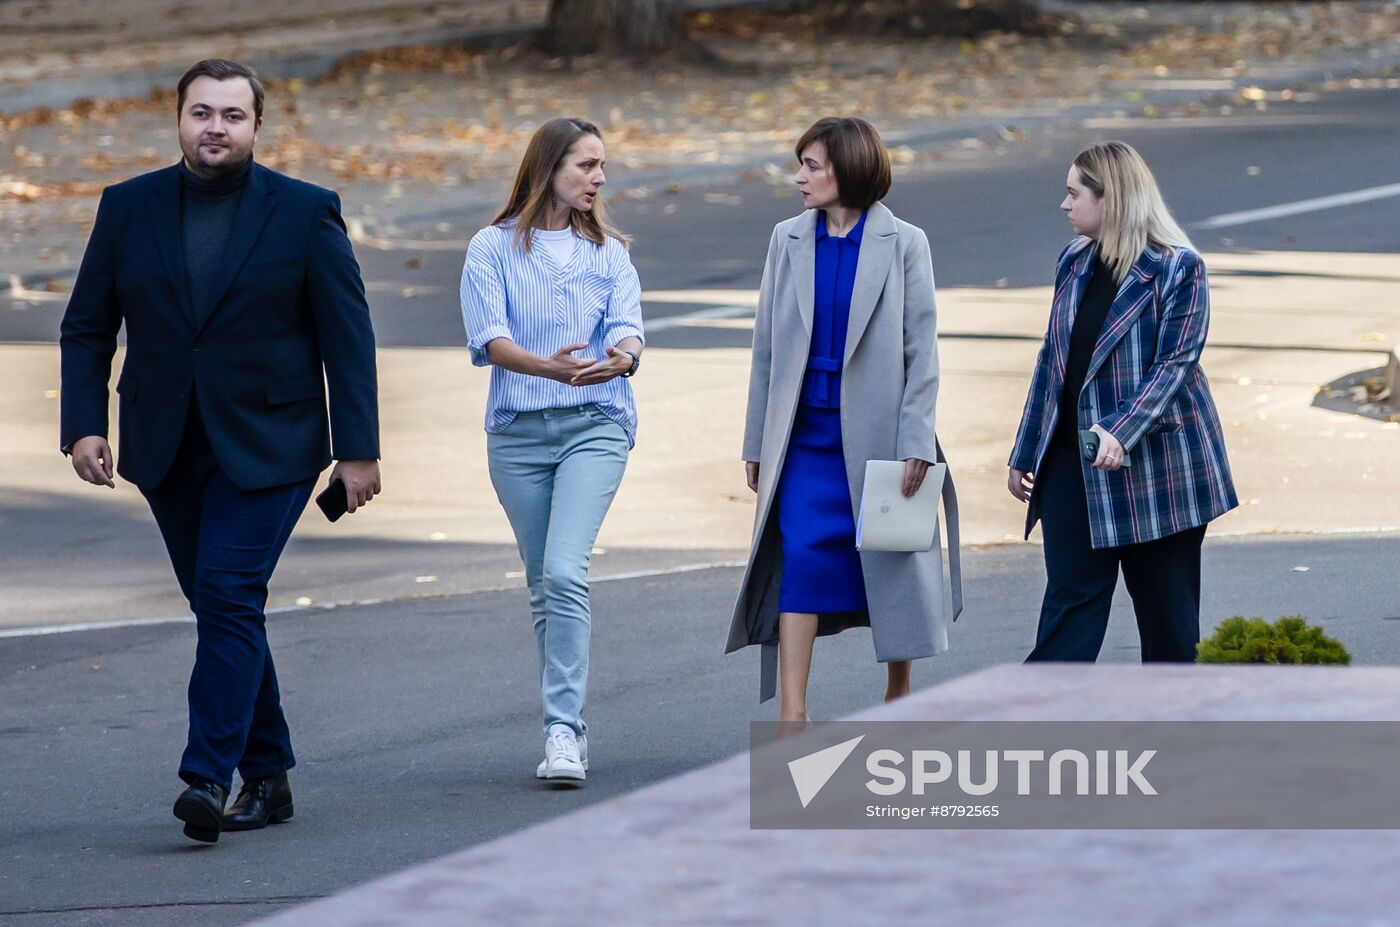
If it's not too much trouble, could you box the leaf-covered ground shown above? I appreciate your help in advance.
[2,1,1398,270]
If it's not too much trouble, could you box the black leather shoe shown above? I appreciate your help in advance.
[222,772,294,831]
[173,778,228,843]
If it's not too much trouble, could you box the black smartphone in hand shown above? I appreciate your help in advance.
[1078,429,1100,463]
[315,478,349,522]
[1079,429,1133,467]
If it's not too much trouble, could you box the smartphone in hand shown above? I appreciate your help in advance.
[1078,429,1100,463]
[315,478,349,522]
[1078,429,1131,468]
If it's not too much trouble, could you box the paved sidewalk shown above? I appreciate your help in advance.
[4,242,1399,629]
[246,663,1400,927]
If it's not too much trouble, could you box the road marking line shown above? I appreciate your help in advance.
[643,305,754,331]
[0,615,193,639]
[0,560,748,639]
[1195,182,1400,229]
[592,560,746,583]
[1082,114,1348,130]
[642,289,758,307]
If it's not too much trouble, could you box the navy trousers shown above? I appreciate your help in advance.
[141,409,315,790]
[1027,439,1207,663]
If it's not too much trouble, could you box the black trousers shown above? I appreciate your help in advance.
[141,409,315,790]
[1027,440,1207,663]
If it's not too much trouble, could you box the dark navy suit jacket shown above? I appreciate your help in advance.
[60,162,380,491]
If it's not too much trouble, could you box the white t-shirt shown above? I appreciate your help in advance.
[533,227,578,269]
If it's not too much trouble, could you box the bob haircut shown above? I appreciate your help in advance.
[795,117,892,210]
[492,117,628,253]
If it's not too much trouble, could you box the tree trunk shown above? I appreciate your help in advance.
[542,0,687,57]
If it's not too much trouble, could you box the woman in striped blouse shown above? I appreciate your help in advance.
[460,117,645,786]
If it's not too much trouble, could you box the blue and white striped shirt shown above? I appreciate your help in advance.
[460,222,646,447]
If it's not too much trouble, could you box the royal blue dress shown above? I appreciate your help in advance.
[776,210,870,613]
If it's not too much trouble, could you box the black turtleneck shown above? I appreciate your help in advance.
[180,157,252,322]
[1054,254,1119,451]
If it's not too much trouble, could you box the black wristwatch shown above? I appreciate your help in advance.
[620,350,641,378]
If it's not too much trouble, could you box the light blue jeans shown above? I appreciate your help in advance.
[487,405,629,736]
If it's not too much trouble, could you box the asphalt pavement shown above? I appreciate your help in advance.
[7,84,1397,351]
[344,84,1400,350]
[4,533,1400,927]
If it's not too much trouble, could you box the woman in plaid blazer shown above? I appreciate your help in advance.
[1007,141,1238,662]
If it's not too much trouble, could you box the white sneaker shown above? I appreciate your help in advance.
[540,724,586,783]
[536,730,588,778]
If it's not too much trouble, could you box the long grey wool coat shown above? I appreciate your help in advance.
[726,202,963,702]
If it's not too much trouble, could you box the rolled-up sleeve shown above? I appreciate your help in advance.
[461,233,512,367]
[602,242,645,346]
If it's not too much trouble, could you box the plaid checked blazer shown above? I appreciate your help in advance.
[1009,237,1238,548]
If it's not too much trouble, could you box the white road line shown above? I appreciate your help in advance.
[643,305,754,332]
[642,289,758,307]
[591,560,745,583]
[0,560,747,640]
[0,614,194,639]
[1082,115,1348,130]
[1195,182,1400,230]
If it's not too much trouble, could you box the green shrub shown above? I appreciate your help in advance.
[1196,615,1350,665]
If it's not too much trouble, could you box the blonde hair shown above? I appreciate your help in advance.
[1073,141,1192,283]
[492,117,628,252]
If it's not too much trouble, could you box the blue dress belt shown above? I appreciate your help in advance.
[800,356,843,408]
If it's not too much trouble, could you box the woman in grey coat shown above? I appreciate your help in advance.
[726,117,962,722]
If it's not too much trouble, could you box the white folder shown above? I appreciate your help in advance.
[855,459,947,552]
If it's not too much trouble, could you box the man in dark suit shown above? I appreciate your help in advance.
[60,59,381,844]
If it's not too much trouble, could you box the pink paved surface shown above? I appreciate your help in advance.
[249,663,1400,926]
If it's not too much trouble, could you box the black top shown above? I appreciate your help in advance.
[180,157,252,324]
[1054,254,1118,450]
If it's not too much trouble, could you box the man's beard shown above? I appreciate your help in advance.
[184,142,253,179]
